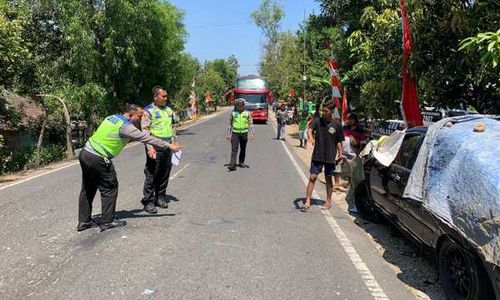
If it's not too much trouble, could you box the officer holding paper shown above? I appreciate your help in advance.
[141,86,178,214]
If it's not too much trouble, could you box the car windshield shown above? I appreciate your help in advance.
[235,93,266,104]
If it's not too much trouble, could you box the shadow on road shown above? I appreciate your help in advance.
[93,209,176,221]
[176,129,195,136]
[223,163,251,169]
[165,195,180,203]
[350,209,444,298]
[293,197,325,210]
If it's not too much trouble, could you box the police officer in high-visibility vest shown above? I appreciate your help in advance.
[77,104,182,232]
[227,98,255,171]
[141,86,176,214]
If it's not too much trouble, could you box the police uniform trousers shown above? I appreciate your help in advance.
[142,145,172,204]
[230,132,248,166]
[78,149,118,224]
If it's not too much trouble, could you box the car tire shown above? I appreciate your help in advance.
[438,239,492,300]
[354,181,381,223]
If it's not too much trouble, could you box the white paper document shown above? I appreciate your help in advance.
[171,151,182,166]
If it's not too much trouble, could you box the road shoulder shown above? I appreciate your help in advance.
[270,110,445,299]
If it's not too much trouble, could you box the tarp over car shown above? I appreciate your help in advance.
[404,115,500,265]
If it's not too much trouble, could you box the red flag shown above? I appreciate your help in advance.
[400,0,423,127]
[342,88,348,123]
[332,96,340,108]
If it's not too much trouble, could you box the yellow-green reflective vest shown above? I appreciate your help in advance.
[88,114,129,158]
[146,104,173,139]
[232,111,250,133]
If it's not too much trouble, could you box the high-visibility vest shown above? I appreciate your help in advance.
[88,114,129,158]
[232,111,250,133]
[146,104,173,139]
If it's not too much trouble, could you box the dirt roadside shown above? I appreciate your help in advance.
[271,111,446,300]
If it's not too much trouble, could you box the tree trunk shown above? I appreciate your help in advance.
[38,94,74,160]
[59,97,74,160]
[35,112,48,167]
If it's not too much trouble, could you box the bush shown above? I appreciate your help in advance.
[0,143,67,176]
[38,144,66,165]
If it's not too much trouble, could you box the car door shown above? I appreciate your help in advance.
[369,156,400,221]
[391,133,435,246]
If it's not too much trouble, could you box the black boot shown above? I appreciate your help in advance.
[156,197,169,208]
[99,219,127,232]
[144,202,158,214]
[76,220,98,232]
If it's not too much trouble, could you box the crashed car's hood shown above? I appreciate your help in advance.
[404,115,500,265]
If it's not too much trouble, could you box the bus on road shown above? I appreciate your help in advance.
[233,75,272,123]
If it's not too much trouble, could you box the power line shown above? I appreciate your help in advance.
[188,21,253,29]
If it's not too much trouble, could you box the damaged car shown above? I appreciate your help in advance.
[354,116,500,300]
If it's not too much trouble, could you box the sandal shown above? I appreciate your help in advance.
[320,203,332,210]
[300,204,311,212]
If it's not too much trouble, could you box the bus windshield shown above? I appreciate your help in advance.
[235,93,267,105]
[236,78,267,90]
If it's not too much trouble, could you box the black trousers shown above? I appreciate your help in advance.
[78,149,118,224]
[142,146,172,204]
[230,132,248,166]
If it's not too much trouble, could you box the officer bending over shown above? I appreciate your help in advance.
[77,104,182,232]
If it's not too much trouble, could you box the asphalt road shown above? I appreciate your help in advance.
[0,110,417,299]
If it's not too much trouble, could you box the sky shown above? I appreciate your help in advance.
[169,0,321,75]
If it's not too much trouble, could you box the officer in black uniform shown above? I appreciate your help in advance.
[227,98,255,171]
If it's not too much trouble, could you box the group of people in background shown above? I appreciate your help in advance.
[187,91,219,121]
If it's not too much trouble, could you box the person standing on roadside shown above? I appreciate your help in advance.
[276,102,287,140]
[227,98,255,171]
[77,104,182,232]
[188,91,197,120]
[298,108,311,148]
[141,86,177,214]
[205,91,213,113]
[301,104,344,212]
[341,112,368,213]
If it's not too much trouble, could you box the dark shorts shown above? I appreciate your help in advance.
[310,160,336,176]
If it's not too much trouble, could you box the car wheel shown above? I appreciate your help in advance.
[439,239,492,300]
[354,181,381,223]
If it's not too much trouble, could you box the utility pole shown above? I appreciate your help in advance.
[302,10,307,102]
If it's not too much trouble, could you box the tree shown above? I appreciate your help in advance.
[0,0,31,87]
[251,0,285,73]
[251,0,284,47]
[460,30,500,69]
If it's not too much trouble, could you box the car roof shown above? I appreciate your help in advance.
[407,126,428,134]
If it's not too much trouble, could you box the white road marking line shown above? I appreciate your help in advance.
[0,110,227,191]
[169,163,191,180]
[273,123,389,300]
[0,162,80,191]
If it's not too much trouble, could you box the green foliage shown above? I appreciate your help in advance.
[1,0,188,124]
[260,0,500,118]
[0,0,238,173]
[250,0,284,45]
[0,1,30,87]
[0,143,66,175]
[260,31,302,99]
[460,30,500,68]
